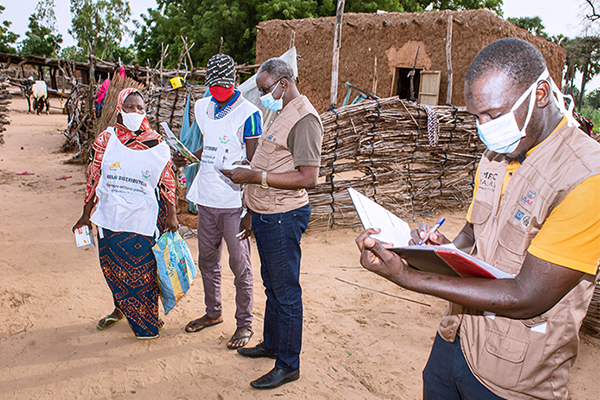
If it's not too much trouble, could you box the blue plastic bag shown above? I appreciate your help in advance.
[153,231,197,314]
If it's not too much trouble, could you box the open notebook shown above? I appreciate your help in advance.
[348,188,514,279]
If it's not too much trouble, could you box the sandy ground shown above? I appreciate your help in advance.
[0,95,599,400]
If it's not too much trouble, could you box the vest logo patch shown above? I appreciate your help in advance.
[520,190,537,207]
[267,134,276,142]
[514,209,531,227]
[109,161,121,170]
[479,171,498,190]
[141,170,151,179]
[219,135,229,144]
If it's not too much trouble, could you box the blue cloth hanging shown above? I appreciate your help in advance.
[180,93,203,214]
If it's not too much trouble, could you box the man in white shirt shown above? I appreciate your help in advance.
[176,54,262,349]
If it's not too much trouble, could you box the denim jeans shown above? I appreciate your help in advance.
[252,203,311,371]
[423,333,505,400]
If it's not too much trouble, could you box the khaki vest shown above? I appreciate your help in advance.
[244,95,322,214]
[438,124,600,400]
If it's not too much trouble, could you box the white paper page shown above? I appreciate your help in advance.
[160,121,175,138]
[348,188,412,247]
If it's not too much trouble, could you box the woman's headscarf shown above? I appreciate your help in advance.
[116,88,152,133]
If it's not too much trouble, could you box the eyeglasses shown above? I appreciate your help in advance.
[257,79,281,96]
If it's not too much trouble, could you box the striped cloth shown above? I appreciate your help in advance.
[420,104,440,146]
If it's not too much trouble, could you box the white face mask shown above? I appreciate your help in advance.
[121,111,146,132]
[260,81,285,111]
[476,69,577,154]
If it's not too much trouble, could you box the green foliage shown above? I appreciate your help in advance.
[20,0,63,57]
[580,106,600,132]
[60,45,87,62]
[562,36,600,110]
[507,16,548,39]
[134,0,504,70]
[0,5,20,54]
[69,0,131,61]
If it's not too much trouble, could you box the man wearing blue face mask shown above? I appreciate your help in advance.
[356,38,600,400]
[222,58,323,390]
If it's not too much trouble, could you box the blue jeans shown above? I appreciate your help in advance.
[252,203,311,371]
[423,333,505,400]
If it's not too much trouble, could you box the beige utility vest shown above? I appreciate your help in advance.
[245,95,322,214]
[438,123,600,399]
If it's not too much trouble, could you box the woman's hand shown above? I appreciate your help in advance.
[409,222,451,246]
[165,213,179,232]
[72,200,94,232]
[355,228,410,281]
[165,200,179,232]
[72,214,92,232]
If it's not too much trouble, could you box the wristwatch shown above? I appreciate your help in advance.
[261,171,269,189]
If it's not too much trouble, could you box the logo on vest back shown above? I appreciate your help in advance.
[141,170,151,179]
[219,135,229,144]
[109,161,121,170]
[266,134,276,142]
[520,190,537,207]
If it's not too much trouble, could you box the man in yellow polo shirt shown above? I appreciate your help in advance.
[356,38,600,400]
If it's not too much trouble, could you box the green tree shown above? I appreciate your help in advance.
[507,16,548,39]
[0,4,20,54]
[20,0,63,57]
[69,0,131,61]
[134,0,503,71]
[562,36,600,111]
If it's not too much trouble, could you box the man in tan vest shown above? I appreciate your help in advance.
[356,38,600,400]
[222,58,323,390]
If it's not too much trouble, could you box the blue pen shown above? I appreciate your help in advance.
[418,218,445,246]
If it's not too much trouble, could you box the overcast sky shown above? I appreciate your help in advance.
[2,0,598,88]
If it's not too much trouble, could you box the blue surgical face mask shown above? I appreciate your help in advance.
[260,81,285,111]
[476,70,550,154]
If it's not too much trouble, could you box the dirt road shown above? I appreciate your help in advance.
[0,96,598,399]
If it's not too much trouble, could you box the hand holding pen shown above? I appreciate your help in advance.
[418,218,445,245]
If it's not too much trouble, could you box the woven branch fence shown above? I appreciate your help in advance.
[0,77,10,145]
[307,97,485,230]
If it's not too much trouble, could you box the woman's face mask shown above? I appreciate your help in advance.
[476,70,550,154]
[121,111,146,132]
[260,80,284,111]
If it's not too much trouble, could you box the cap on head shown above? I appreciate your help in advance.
[205,54,235,87]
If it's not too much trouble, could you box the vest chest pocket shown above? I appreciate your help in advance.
[253,139,279,170]
[497,223,536,261]
[469,200,492,226]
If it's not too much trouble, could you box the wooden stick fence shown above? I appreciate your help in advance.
[307,97,485,230]
[0,74,11,145]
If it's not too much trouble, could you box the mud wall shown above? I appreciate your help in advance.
[256,9,566,113]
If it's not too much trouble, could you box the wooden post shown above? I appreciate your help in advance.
[330,0,345,108]
[372,56,378,96]
[290,30,296,48]
[445,13,453,105]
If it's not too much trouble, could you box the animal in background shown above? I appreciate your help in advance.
[23,77,49,115]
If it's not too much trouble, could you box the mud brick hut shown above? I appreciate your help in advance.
[256,9,566,113]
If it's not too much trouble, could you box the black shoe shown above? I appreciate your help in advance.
[250,367,300,389]
[237,342,278,359]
